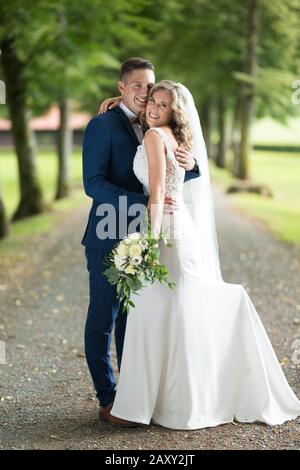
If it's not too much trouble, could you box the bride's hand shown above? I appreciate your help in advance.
[174,147,196,171]
[163,195,179,214]
[98,96,122,114]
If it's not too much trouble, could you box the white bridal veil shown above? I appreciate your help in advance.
[179,84,223,281]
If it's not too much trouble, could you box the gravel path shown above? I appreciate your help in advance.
[0,186,299,450]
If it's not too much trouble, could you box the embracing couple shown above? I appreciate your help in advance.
[82,57,300,430]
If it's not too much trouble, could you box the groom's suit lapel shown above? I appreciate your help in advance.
[114,106,140,147]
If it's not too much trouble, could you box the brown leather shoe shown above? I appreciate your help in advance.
[107,413,138,427]
[99,402,114,421]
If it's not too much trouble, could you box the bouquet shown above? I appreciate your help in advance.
[103,229,175,314]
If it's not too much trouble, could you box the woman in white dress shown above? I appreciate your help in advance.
[110,80,300,430]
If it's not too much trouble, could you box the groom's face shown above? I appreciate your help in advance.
[118,69,155,115]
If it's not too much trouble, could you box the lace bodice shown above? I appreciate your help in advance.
[133,127,185,197]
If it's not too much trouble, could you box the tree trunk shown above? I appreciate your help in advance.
[232,89,242,176]
[215,94,227,168]
[1,38,44,220]
[55,97,73,200]
[200,99,212,159]
[0,183,9,239]
[234,0,260,180]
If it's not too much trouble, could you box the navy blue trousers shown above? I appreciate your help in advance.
[84,246,127,406]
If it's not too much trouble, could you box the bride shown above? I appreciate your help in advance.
[109,80,300,429]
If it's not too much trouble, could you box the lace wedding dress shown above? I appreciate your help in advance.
[110,127,300,429]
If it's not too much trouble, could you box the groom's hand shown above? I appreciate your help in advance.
[174,148,196,171]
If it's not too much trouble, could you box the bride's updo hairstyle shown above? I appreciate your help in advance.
[146,80,193,151]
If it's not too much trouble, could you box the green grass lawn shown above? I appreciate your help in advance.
[209,151,300,247]
[0,148,89,260]
[0,148,84,217]
[251,117,300,147]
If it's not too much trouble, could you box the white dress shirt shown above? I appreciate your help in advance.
[119,101,144,144]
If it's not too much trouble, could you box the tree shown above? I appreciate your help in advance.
[31,0,151,200]
[232,0,300,179]
[233,0,260,180]
[151,0,299,182]
[0,38,44,219]
[0,182,9,239]
[0,1,50,219]
[215,94,227,168]
[152,0,245,165]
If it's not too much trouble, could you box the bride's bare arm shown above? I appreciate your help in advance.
[98,96,122,114]
[144,130,166,239]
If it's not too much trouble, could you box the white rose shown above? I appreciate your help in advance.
[124,265,136,275]
[117,243,128,257]
[128,244,142,257]
[114,255,126,271]
[128,233,141,241]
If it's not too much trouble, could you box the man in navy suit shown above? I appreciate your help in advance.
[82,57,200,425]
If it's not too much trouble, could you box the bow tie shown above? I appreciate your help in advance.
[131,116,141,125]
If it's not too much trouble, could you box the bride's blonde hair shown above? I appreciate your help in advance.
[145,80,193,151]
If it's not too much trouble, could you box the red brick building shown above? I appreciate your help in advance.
[0,105,91,147]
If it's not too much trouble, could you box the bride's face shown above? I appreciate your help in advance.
[146,90,174,128]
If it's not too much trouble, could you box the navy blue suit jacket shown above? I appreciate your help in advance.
[81,106,200,251]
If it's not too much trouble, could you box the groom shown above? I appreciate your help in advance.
[82,57,200,426]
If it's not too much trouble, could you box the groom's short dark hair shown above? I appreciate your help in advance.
[120,57,154,82]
